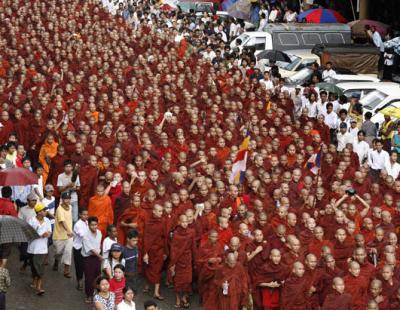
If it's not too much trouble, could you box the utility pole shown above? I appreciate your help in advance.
[358,0,368,19]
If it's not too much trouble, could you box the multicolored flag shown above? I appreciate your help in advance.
[305,152,321,175]
[229,132,250,184]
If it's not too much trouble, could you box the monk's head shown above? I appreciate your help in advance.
[305,254,317,270]
[332,277,345,294]
[96,184,105,197]
[218,217,229,229]
[208,229,218,245]
[335,228,346,243]
[375,227,385,242]
[324,254,335,269]
[353,247,367,264]
[276,224,286,237]
[313,226,324,240]
[238,223,249,237]
[288,236,301,254]
[226,252,237,269]
[152,204,163,219]
[185,209,194,224]
[286,213,296,227]
[178,214,188,229]
[367,300,379,310]
[229,237,240,251]
[369,279,382,298]
[292,261,305,278]
[269,249,281,265]
[348,261,360,277]
[254,229,263,243]
[381,265,394,281]
[354,234,365,247]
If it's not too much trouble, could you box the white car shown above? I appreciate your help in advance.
[258,50,320,77]
[337,82,398,100]
[359,84,400,126]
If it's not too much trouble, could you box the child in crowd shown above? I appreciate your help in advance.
[109,264,126,305]
[102,224,118,259]
[103,243,125,278]
[117,286,136,310]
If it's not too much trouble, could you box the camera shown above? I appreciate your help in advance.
[346,188,356,196]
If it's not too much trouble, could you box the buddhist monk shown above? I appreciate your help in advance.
[87,184,114,237]
[246,229,269,310]
[322,277,352,310]
[257,249,289,309]
[78,155,98,208]
[202,252,249,310]
[196,230,224,304]
[143,204,167,300]
[367,279,390,309]
[169,214,196,308]
[116,194,145,246]
[281,261,308,309]
[38,133,58,185]
[343,261,368,310]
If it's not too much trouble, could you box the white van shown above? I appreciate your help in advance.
[230,23,351,55]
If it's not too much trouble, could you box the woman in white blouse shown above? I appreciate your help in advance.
[117,286,136,310]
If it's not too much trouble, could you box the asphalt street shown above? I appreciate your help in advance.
[6,246,200,310]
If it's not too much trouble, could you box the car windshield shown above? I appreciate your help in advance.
[361,90,388,110]
[277,55,301,71]
[286,68,312,84]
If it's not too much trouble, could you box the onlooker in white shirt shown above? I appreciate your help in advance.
[368,140,390,181]
[117,286,136,310]
[102,224,118,259]
[337,123,353,152]
[73,209,89,291]
[353,131,370,165]
[27,203,52,295]
[384,152,400,179]
[322,62,337,81]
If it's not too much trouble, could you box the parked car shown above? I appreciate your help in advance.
[258,50,320,77]
[336,82,398,100]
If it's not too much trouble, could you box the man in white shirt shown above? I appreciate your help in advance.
[202,45,216,62]
[384,152,400,180]
[27,203,52,295]
[57,160,80,223]
[73,209,89,291]
[322,62,337,82]
[352,131,370,165]
[259,72,274,90]
[368,139,390,181]
[372,27,384,52]
[337,123,353,152]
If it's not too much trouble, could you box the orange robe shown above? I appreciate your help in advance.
[38,141,58,186]
[88,195,114,237]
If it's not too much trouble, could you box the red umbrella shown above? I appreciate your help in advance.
[348,19,389,39]
[0,168,39,186]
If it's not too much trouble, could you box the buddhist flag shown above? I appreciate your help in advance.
[305,152,321,175]
[229,132,250,184]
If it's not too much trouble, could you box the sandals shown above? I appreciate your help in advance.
[182,300,190,308]
[64,273,72,278]
[153,295,165,301]
[36,290,45,296]
[142,287,150,293]
[174,304,182,309]
[85,297,93,304]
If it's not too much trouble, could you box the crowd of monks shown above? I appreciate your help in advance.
[2,0,400,309]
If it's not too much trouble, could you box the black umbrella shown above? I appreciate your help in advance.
[257,50,292,63]
[0,216,40,244]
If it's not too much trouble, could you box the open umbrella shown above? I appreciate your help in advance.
[257,50,292,63]
[0,167,39,186]
[348,20,389,39]
[297,8,347,24]
[0,216,40,244]
[316,82,343,96]
[227,0,251,21]
[379,106,400,119]
[384,37,400,55]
